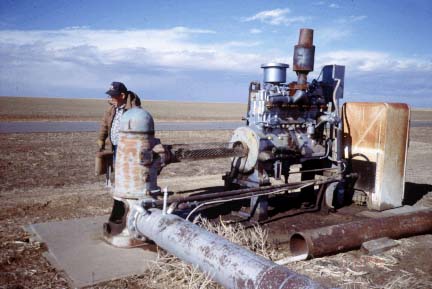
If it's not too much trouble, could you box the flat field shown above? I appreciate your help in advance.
[0,97,246,122]
[1,96,431,122]
[0,97,431,288]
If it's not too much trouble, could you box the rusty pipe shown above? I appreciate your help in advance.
[293,28,315,86]
[129,208,329,289]
[289,208,432,258]
[298,28,314,47]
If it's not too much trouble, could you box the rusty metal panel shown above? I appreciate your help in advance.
[342,102,410,210]
[114,133,158,199]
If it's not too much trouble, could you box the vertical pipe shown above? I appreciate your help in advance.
[162,187,168,215]
[333,78,344,205]
[293,28,315,77]
[129,208,329,289]
[298,28,314,47]
[297,73,308,85]
[293,28,315,99]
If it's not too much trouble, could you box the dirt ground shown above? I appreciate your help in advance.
[0,109,432,288]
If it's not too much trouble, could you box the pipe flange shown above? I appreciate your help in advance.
[127,201,149,240]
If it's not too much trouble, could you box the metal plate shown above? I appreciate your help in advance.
[342,102,410,210]
[114,133,156,198]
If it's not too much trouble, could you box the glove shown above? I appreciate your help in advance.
[97,139,105,152]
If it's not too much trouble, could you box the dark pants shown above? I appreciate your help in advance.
[109,144,125,223]
[112,145,117,163]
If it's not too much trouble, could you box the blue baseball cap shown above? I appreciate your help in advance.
[106,81,127,97]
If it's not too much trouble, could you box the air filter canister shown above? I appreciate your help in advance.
[261,63,289,84]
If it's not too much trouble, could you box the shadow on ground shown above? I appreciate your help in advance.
[403,182,432,205]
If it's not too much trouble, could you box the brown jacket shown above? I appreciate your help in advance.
[97,91,141,151]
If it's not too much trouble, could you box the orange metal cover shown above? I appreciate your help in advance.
[114,133,155,199]
[342,102,410,210]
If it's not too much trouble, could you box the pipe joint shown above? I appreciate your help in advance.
[127,202,151,240]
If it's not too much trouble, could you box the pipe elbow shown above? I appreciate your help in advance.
[291,90,306,103]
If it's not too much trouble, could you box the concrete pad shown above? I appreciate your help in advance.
[361,237,399,255]
[25,215,158,288]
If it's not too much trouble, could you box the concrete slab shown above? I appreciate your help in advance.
[25,215,158,288]
[361,237,399,255]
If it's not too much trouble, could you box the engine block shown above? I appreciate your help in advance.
[224,29,345,189]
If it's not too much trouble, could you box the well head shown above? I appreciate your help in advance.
[119,107,155,134]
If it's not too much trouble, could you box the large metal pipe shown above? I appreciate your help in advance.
[129,208,329,289]
[289,208,432,258]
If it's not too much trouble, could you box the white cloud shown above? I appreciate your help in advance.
[313,50,432,106]
[249,28,262,34]
[329,3,340,8]
[0,27,270,99]
[0,27,262,73]
[0,27,431,106]
[314,15,367,44]
[243,8,290,25]
[317,50,432,73]
[336,15,368,24]
[315,27,352,43]
[242,8,309,26]
[1,28,429,75]
[349,15,367,22]
[0,26,217,53]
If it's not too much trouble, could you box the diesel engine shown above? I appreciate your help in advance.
[224,28,345,198]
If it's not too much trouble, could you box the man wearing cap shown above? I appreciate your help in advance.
[97,81,141,155]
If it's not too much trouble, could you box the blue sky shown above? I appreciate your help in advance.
[0,0,431,107]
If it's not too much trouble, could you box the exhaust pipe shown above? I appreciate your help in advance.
[293,28,315,86]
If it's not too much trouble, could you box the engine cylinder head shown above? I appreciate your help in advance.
[261,63,289,84]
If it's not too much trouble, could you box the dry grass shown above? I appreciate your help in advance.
[147,252,216,289]
[285,236,432,289]
[142,216,280,289]
[99,217,432,289]
[196,217,280,260]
